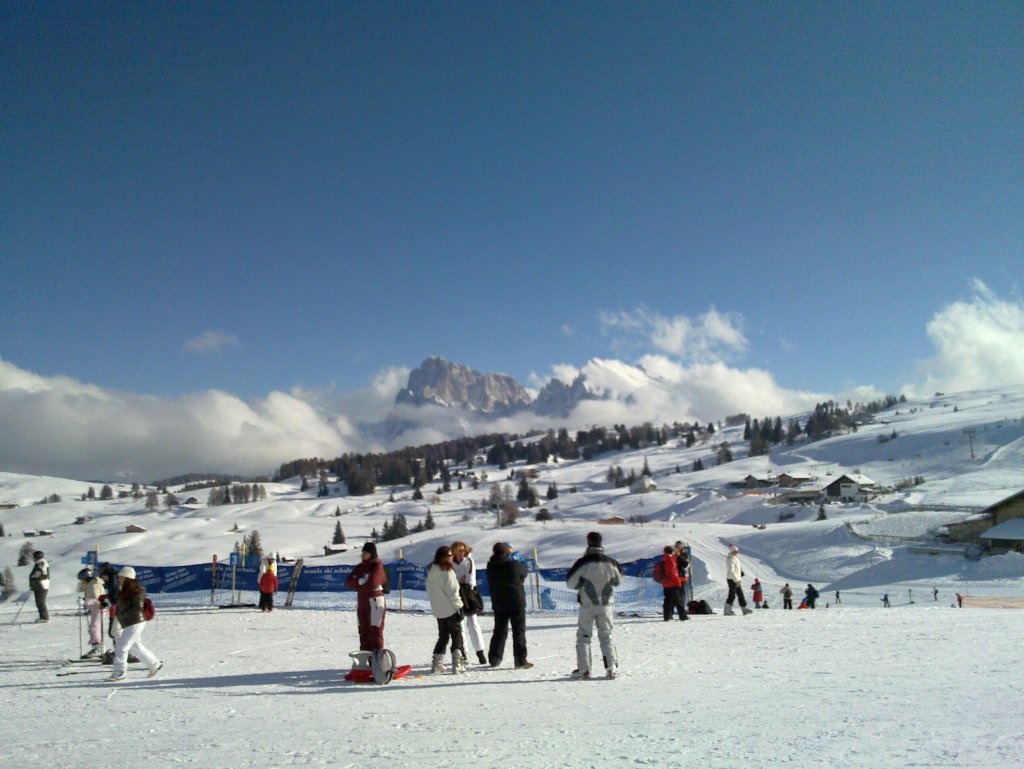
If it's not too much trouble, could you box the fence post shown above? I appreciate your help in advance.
[398,549,404,611]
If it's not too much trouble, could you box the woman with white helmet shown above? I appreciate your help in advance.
[105,566,162,682]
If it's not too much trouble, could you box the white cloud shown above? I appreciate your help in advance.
[907,281,1024,396]
[184,330,239,354]
[600,306,748,362]
[0,358,357,481]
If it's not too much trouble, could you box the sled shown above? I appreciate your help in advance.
[346,649,409,684]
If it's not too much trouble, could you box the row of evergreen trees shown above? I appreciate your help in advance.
[273,395,903,499]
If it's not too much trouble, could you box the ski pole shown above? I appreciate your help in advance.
[10,591,29,625]
[78,597,84,658]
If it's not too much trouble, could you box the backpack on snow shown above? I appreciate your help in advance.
[652,562,665,584]
[143,597,156,621]
[688,599,714,615]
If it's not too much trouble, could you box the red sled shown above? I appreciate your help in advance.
[345,665,412,683]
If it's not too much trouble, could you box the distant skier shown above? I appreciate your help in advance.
[724,544,752,616]
[780,582,793,610]
[882,593,890,608]
[805,584,819,609]
[346,542,387,652]
[28,551,49,622]
[835,590,841,604]
[751,578,764,608]
[933,586,939,602]
[566,532,623,679]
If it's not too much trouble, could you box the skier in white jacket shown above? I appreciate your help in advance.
[725,544,753,615]
[566,532,622,679]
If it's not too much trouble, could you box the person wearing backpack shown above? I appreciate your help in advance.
[28,551,50,622]
[105,567,162,682]
[805,584,819,609]
[657,546,688,621]
[346,542,387,652]
[566,532,623,679]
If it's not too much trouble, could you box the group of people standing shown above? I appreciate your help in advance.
[66,561,164,681]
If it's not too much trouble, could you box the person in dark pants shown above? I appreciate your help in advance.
[486,542,531,669]
[805,584,819,609]
[659,546,688,621]
[29,551,50,622]
[674,541,690,607]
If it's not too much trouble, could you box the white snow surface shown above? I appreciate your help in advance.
[1,385,1023,767]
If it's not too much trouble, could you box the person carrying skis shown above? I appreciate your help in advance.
[258,562,278,612]
[28,550,50,622]
[658,546,687,621]
[724,544,752,616]
[426,545,467,674]
[486,542,532,669]
[78,567,104,656]
[105,566,162,682]
[346,542,387,652]
[752,577,764,608]
[566,532,623,679]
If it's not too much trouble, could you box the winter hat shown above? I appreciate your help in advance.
[33,550,44,559]
[361,542,377,558]
[267,562,277,573]
[119,566,136,580]
[493,542,511,556]
[728,543,739,554]
[586,531,603,547]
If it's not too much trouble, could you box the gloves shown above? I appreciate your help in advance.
[358,575,369,586]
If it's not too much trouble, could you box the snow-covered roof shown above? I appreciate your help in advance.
[980,518,1024,541]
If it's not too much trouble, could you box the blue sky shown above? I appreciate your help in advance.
[2,3,1023,479]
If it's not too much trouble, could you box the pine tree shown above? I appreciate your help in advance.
[18,541,34,566]
[101,484,114,501]
[546,482,558,500]
[425,509,435,530]
[244,530,264,558]
[2,566,14,595]
[332,521,346,545]
[145,491,159,510]
[87,486,96,500]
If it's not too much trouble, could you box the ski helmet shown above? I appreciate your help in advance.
[33,550,44,559]
[78,567,93,581]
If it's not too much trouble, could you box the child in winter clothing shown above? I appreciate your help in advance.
[780,583,793,610]
[426,546,466,674]
[452,541,487,665]
[78,568,104,655]
[258,562,278,612]
[752,578,764,608]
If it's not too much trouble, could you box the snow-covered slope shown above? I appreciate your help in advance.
[1,386,1022,609]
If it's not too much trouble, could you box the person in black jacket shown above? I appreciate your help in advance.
[485,542,532,669]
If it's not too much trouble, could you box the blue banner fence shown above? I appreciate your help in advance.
[117,554,692,617]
